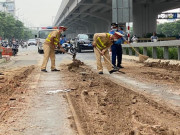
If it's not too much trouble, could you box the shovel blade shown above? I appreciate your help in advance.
[113,66,120,71]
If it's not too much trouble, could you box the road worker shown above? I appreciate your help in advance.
[41,26,67,72]
[92,32,124,74]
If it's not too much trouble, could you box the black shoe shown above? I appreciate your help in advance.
[99,71,103,74]
[41,69,47,72]
[0,73,4,75]
[51,69,60,71]
[109,69,118,74]
[118,65,124,68]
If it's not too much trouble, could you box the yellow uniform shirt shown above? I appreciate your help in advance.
[44,30,61,47]
[93,33,113,51]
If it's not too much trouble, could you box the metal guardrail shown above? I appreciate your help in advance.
[122,40,180,60]
[137,37,176,42]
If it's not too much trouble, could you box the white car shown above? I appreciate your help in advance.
[27,39,37,46]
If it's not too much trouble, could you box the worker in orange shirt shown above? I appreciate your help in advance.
[41,26,67,72]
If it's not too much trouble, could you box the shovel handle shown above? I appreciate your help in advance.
[59,49,73,55]
[95,47,115,68]
[66,52,73,55]
[128,43,141,55]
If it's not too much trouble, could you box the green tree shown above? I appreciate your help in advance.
[3,14,16,39]
[14,20,24,39]
[157,20,180,37]
[0,11,34,40]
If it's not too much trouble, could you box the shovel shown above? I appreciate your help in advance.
[59,48,76,60]
[66,52,76,61]
[95,47,125,74]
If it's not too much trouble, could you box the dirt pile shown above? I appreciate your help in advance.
[68,59,84,71]
[62,64,180,135]
[139,54,149,63]
[0,66,35,121]
[121,61,180,95]
[141,71,180,83]
[144,60,180,71]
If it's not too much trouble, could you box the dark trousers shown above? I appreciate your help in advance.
[111,44,122,67]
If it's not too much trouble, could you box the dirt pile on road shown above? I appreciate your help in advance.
[68,59,84,71]
[121,61,180,95]
[0,66,35,121]
[144,60,180,71]
[62,63,180,135]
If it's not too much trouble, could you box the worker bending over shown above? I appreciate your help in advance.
[92,32,124,74]
[41,26,67,72]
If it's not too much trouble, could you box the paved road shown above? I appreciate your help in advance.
[76,52,180,109]
[0,46,77,135]
[13,47,180,108]
[0,46,179,134]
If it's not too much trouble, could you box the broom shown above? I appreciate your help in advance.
[128,43,149,63]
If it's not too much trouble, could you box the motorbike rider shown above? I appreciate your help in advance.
[60,35,67,45]
[12,39,19,56]
[60,35,68,53]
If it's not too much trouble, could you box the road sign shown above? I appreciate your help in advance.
[158,13,179,19]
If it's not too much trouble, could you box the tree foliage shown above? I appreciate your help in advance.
[157,20,180,37]
[0,12,34,40]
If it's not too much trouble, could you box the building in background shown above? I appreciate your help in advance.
[0,0,15,16]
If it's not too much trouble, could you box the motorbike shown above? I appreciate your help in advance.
[12,42,19,56]
[1,41,8,47]
[62,40,76,54]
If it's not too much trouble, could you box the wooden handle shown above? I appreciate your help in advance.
[128,43,140,55]
[95,47,114,68]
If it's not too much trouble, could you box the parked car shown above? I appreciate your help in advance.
[86,33,94,42]
[75,34,93,53]
[27,39,37,46]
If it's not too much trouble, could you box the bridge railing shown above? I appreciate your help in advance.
[122,40,180,60]
[137,37,177,42]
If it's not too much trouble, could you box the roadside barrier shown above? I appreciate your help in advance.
[7,48,13,56]
[2,47,8,55]
[1,47,13,56]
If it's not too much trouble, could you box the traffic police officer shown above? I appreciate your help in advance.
[109,23,128,68]
[41,26,67,72]
[92,32,124,74]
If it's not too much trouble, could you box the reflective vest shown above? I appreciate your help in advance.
[96,33,111,50]
[46,33,59,46]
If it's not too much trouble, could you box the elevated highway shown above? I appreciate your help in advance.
[53,0,180,38]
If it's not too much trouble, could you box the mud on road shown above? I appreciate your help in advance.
[0,66,35,122]
[122,60,180,95]
[62,60,180,135]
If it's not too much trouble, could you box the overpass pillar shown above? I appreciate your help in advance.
[133,3,157,37]
[112,0,133,25]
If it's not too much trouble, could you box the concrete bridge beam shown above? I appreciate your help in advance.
[133,1,180,37]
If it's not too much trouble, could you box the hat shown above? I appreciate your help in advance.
[111,23,118,28]
[59,26,67,31]
[114,32,124,38]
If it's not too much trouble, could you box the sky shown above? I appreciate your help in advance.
[15,0,62,28]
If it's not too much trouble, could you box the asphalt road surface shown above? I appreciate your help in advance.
[0,46,179,134]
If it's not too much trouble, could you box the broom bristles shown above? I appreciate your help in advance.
[139,54,149,63]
